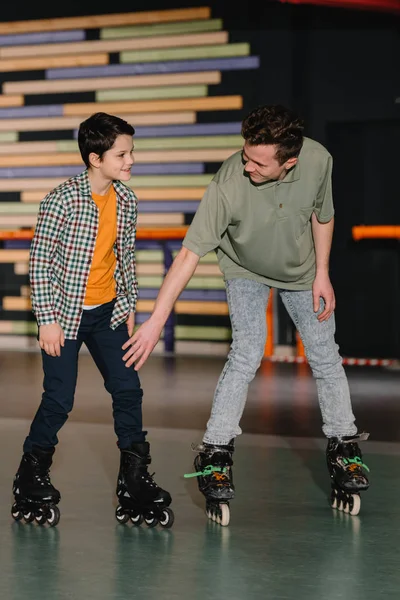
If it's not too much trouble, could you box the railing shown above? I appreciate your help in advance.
[0,227,278,357]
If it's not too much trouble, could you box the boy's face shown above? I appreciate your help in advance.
[95,134,134,182]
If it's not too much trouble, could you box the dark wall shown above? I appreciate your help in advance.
[2,0,399,356]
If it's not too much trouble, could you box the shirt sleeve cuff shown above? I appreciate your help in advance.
[35,312,58,326]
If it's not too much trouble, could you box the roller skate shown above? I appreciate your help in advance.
[11,446,61,527]
[327,432,370,516]
[115,442,174,528]
[184,440,235,526]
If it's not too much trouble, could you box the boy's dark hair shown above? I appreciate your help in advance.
[241,105,304,165]
[78,112,135,168]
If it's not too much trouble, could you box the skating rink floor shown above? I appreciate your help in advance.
[1,350,400,600]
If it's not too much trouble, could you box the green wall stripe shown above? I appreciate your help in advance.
[96,85,207,102]
[121,43,249,64]
[100,19,223,40]
[0,203,38,214]
[137,276,163,288]
[175,325,231,340]
[12,322,37,335]
[0,132,18,142]
[186,278,225,290]
[136,250,164,262]
[137,276,225,289]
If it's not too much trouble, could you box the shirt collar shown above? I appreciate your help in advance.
[77,169,131,203]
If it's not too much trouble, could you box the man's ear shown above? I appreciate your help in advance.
[285,156,298,170]
[88,152,101,169]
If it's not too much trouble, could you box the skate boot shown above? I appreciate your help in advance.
[184,440,235,526]
[11,446,61,527]
[115,442,174,528]
[327,432,370,516]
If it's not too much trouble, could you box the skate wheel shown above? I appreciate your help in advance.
[23,511,35,523]
[159,507,174,529]
[35,510,47,525]
[130,513,144,526]
[115,505,129,524]
[11,503,22,521]
[219,503,230,527]
[348,494,361,516]
[144,513,158,528]
[47,505,60,527]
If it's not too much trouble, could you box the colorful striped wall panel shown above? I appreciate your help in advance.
[0,6,261,353]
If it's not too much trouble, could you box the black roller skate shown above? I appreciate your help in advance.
[11,446,61,527]
[184,441,235,526]
[115,442,174,529]
[327,432,370,516]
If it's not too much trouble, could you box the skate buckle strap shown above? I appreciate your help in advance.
[184,465,227,479]
[343,456,370,473]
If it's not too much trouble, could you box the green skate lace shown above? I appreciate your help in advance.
[343,456,370,472]
[184,465,228,479]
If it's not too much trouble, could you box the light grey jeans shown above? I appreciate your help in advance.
[203,278,357,445]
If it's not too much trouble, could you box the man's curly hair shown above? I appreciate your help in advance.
[241,105,304,165]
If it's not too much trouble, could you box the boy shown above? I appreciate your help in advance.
[11,112,173,528]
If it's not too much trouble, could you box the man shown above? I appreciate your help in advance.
[122,104,370,524]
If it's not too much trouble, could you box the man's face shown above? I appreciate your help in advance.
[242,142,296,184]
[95,134,134,182]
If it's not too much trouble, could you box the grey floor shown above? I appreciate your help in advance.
[1,351,400,600]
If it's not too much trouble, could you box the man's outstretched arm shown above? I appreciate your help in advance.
[122,246,200,369]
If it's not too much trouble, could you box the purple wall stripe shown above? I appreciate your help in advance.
[0,163,204,178]
[0,105,63,119]
[139,289,226,301]
[135,313,151,324]
[46,56,260,80]
[0,30,85,47]
[73,122,242,139]
[139,201,199,213]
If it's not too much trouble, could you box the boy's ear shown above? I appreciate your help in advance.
[88,152,101,168]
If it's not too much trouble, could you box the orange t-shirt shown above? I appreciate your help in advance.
[84,185,117,306]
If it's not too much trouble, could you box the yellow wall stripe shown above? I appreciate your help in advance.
[63,96,242,116]
[0,112,196,132]
[0,31,228,59]
[0,8,211,35]
[0,148,237,167]
[21,187,207,203]
[0,54,108,73]
[3,71,221,95]
[0,95,23,107]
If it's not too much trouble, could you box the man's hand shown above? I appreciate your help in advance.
[126,311,135,337]
[313,273,336,322]
[122,317,163,370]
[39,323,65,357]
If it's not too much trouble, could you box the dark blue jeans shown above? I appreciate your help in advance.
[24,300,146,453]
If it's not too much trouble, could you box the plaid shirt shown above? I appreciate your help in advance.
[29,170,138,339]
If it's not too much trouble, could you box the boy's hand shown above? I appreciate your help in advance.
[126,311,135,337]
[39,323,65,357]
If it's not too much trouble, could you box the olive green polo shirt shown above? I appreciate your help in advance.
[182,137,335,290]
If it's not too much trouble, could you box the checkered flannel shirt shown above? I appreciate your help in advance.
[29,170,138,339]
